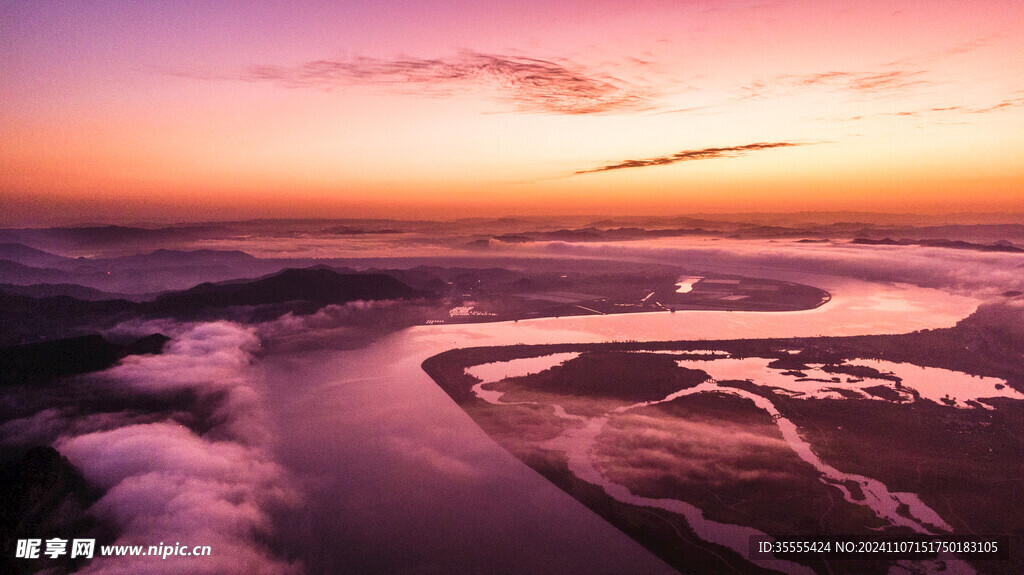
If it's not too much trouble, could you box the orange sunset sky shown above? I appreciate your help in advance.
[2,0,1023,225]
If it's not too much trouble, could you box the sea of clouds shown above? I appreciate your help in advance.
[25,321,303,574]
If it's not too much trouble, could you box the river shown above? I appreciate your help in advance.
[262,277,982,574]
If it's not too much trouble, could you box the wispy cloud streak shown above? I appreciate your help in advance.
[832,96,1024,123]
[245,52,651,115]
[796,69,929,92]
[961,96,1024,114]
[740,69,930,102]
[575,142,805,175]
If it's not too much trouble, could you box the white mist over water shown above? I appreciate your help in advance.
[56,322,303,575]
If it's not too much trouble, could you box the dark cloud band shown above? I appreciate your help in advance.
[575,142,806,175]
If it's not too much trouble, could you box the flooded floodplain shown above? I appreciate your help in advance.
[422,282,1024,574]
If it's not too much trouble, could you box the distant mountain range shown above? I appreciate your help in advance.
[851,238,1024,253]
[0,283,134,301]
[322,226,403,235]
[470,225,1024,249]
[0,259,71,285]
[0,224,231,251]
[0,244,288,293]
[0,267,428,345]
[144,267,425,315]
[0,242,72,267]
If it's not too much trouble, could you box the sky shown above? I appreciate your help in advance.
[2,0,1023,225]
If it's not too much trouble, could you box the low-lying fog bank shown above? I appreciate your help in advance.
[522,237,1024,297]
[2,321,303,574]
